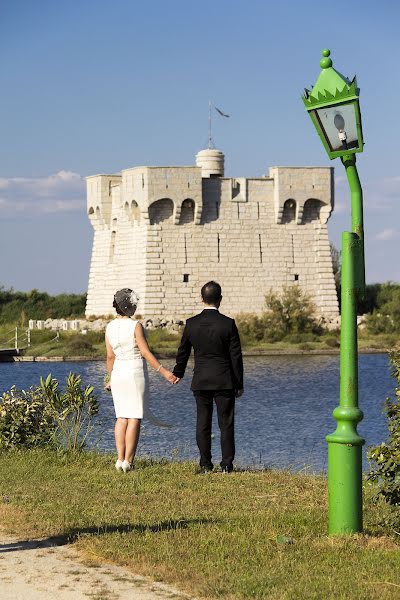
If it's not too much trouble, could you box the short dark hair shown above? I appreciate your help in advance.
[201,281,222,305]
[113,298,126,316]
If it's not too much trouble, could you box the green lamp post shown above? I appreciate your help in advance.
[303,49,365,534]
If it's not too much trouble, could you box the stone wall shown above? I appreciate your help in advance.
[85,159,339,320]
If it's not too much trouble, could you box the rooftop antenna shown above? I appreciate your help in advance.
[208,101,230,149]
[208,100,214,149]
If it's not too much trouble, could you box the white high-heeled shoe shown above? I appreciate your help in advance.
[121,460,132,473]
[115,459,123,471]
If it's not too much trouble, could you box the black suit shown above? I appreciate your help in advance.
[173,309,244,470]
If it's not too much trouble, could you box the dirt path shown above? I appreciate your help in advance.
[0,532,191,600]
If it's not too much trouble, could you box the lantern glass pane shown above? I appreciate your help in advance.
[314,102,359,152]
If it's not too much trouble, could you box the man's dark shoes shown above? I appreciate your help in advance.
[197,465,213,474]
[220,465,233,473]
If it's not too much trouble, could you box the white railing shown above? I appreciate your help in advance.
[0,327,31,351]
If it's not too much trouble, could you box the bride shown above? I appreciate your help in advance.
[105,288,177,472]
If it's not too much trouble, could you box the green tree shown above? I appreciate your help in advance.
[0,285,86,324]
[365,283,400,334]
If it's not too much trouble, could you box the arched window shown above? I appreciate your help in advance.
[302,199,323,224]
[179,199,195,224]
[282,199,296,224]
[125,200,141,223]
[148,198,174,225]
[88,206,102,225]
[131,200,140,221]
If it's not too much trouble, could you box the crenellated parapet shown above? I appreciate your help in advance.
[87,174,122,229]
[119,166,203,226]
[269,166,334,226]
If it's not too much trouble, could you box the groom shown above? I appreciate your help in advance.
[173,281,244,473]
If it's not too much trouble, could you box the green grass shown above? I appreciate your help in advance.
[0,450,399,599]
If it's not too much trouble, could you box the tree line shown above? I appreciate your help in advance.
[0,287,86,324]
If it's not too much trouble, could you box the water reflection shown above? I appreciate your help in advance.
[0,355,393,471]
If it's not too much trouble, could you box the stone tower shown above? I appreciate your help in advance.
[85,149,339,319]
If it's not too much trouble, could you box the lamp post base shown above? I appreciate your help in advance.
[327,439,364,534]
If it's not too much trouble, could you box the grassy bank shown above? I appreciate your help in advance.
[7,325,399,359]
[0,450,399,599]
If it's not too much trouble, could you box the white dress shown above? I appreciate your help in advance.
[106,318,149,419]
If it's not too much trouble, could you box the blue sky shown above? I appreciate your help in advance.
[1,0,399,293]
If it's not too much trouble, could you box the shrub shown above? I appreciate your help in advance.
[367,351,400,526]
[0,386,56,449]
[264,286,321,337]
[65,337,95,355]
[236,288,322,345]
[86,330,105,345]
[325,336,340,348]
[39,373,99,452]
[236,313,266,344]
[0,374,99,452]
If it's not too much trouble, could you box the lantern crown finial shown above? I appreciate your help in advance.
[320,49,332,69]
[302,49,358,110]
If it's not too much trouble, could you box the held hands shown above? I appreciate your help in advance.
[160,367,180,385]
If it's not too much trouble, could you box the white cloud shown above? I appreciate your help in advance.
[375,228,400,241]
[0,171,86,217]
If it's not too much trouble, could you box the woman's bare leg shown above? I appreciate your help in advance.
[115,418,128,461]
[125,419,141,463]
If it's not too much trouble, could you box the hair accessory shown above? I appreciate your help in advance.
[129,290,140,306]
[114,288,140,317]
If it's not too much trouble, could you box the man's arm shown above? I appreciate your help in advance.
[229,319,244,392]
[172,324,192,379]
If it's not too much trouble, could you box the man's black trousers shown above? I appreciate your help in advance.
[193,390,235,470]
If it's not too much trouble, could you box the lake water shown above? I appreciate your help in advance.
[0,355,394,471]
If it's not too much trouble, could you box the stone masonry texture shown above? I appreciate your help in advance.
[86,151,339,320]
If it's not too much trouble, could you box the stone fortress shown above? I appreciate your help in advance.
[85,148,339,320]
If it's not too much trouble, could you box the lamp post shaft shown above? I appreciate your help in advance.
[326,156,365,534]
[343,154,365,296]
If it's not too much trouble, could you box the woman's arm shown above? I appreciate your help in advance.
[135,322,177,384]
[105,334,115,376]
